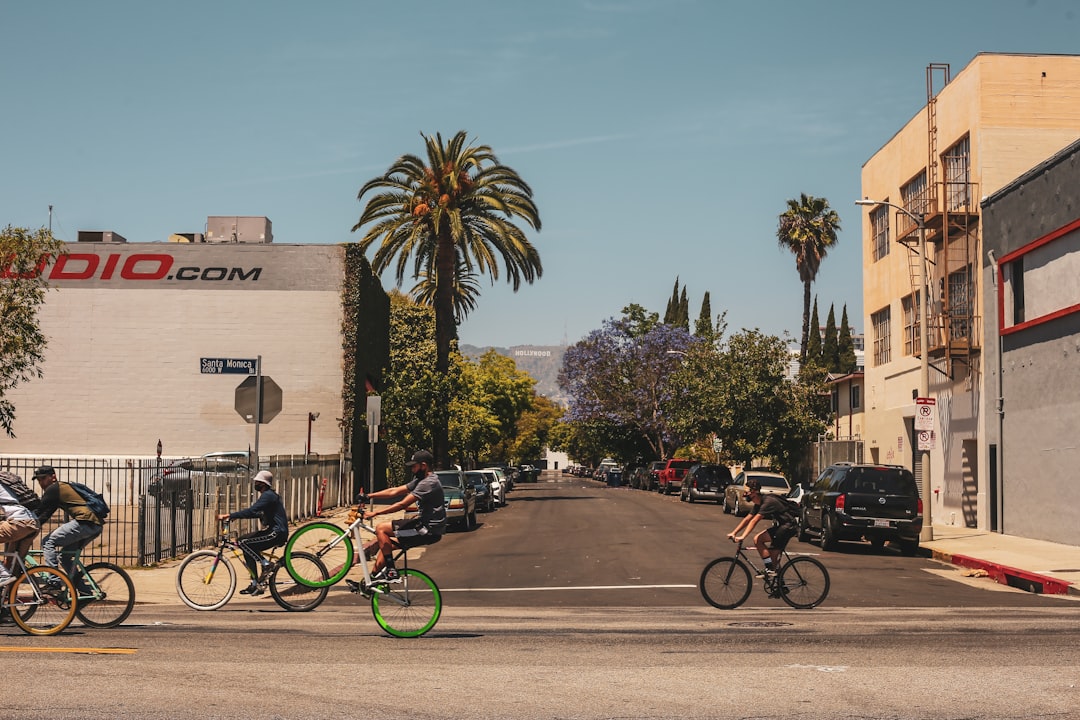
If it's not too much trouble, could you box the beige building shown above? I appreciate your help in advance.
[3,240,348,459]
[858,53,1080,533]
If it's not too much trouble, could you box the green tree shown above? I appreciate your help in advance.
[804,297,822,369]
[508,394,563,464]
[837,304,857,374]
[822,304,839,372]
[663,277,680,325]
[677,286,690,331]
[465,349,536,463]
[0,226,65,437]
[777,193,841,363]
[620,303,660,338]
[353,131,542,467]
[409,250,482,323]
[694,291,714,341]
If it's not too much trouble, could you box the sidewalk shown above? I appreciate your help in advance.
[921,524,1080,596]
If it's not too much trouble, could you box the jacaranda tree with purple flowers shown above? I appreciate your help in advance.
[559,310,697,461]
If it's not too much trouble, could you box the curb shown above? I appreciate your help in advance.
[931,548,1076,596]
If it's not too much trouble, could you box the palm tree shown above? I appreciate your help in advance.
[353,131,542,465]
[409,249,482,324]
[776,193,841,363]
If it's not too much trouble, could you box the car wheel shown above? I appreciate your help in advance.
[898,538,920,556]
[869,537,887,553]
[722,496,731,514]
[797,510,811,543]
[687,492,695,504]
[820,514,838,551]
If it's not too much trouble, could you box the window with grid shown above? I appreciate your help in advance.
[871,204,890,261]
[902,291,921,356]
[900,171,930,216]
[948,265,972,341]
[871,306,892,366]
[850,383,861,410]
[943,136,971,212]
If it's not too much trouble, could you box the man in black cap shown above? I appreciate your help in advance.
[33,465,104,579]
[356,450,445,584]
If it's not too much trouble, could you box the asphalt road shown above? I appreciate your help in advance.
[2,476,1076,720]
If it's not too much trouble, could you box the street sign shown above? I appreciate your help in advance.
[234,375,282,424]
[918,429,936,451]
[201,357,257,375]
[712,437,722,453]
[915,397,936,431]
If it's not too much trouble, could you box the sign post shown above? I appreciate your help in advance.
[233,356,284,466]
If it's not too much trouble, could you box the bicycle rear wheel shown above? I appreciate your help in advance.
[699,557,752,609]
[370,568,441,638]
[176,550,236,610]
[10,567,77,636]
[270,552,329,611]
[75,562,136,628]
[778,556,830,609]
[284,522,354,588]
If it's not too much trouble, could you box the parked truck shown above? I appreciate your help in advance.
[657,459,696,495]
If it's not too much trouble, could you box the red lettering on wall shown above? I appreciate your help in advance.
[100,254,120,280]
[120,254,173,280]
[50,254,99,280]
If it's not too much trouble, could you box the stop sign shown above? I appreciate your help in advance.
[235,375,283,424]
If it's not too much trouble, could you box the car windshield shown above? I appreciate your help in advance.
[436,471,463,488]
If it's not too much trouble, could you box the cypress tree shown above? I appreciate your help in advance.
[678,286,690,330]
[838,304,857,374]
[663,278,680,325]
[805,297,823,368]
[695,291,713,340]
[822,304,839,373]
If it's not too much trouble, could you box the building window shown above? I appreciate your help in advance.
[943,136,971,212]
[871,204,890,262]
[850,383,861,410]
[871,306,891,367]
[902,291,921,356]
[948,265,973,341]
[831,386,839,413]
[901,171,930,217]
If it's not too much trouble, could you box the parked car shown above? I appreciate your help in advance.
[465,470,497,512]
[483,467,509,502]
[657,459,695,495]
[722,470,791,516]
[148,451,252,507]
[679,463,734,504]
[644,461,666,491]
[434,469,478,530]
[798,462,922,555]
[626,465,650,490]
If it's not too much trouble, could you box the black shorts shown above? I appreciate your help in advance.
[391,518,443,550]
[766,523,797,552]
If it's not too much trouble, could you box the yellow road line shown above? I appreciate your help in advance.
[0,646,136,654]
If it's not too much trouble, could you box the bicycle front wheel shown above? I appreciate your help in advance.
[176,550,236,610]
[699,557,752,610]
[778,556,830,609]
[76,562,136,628]
[371,568,442,638]
[10,567,77,636]
[285,522,354,587]
[270,552,329,612]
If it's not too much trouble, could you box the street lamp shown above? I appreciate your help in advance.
[856,198,933,542]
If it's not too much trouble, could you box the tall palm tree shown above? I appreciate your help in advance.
[409,249,482,324]
[776,193,841,363]
[353,131,542,465]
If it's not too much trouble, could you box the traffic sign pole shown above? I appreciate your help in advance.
[254,355,262,464]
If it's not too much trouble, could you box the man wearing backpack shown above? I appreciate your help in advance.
[32,465,104,582]
[727,477,798,588]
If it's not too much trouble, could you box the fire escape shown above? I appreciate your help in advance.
[893,63,981,380]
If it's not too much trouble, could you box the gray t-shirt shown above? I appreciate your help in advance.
[407,472,447,532]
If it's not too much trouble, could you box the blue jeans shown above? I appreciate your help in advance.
[42,520,103,578]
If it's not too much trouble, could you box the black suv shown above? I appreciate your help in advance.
[798,462,922,555]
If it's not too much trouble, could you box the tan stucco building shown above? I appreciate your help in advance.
[858,53,1080,534]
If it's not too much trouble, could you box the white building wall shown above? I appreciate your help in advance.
[2,243,346,458]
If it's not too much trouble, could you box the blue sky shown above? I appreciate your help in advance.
[4,0,1078,348]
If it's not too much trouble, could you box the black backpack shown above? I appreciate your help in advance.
[0,471,43,513]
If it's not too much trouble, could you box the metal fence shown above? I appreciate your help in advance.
[0,454,351,567]
[810,438,864,483]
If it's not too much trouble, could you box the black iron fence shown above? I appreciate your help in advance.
[0,454,352,567]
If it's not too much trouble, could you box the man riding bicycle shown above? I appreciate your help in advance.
[217,470,288,596]
[727,477,798,583]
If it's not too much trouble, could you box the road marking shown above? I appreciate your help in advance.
[0,646,137,655]
[440,584,696,592]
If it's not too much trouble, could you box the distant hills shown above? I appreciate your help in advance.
[459,344,569,406]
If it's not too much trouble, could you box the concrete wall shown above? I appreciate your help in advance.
[3,243,347,458]
[982,139,1080,545]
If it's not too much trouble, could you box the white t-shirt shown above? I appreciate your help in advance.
[0,482,37,523]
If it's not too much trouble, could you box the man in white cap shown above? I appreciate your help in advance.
[217,470,288,595]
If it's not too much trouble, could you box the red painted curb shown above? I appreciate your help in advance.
[950,554,1072,595]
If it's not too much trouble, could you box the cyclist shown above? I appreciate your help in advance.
[360,450,445,582]
[217,470,288,596]
[33,465,104,584]
[727,477,798,584]
[0,474,40,589]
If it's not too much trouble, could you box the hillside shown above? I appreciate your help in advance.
[460,344,569,406]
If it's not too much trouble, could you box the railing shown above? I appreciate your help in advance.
[0,454,351,567]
